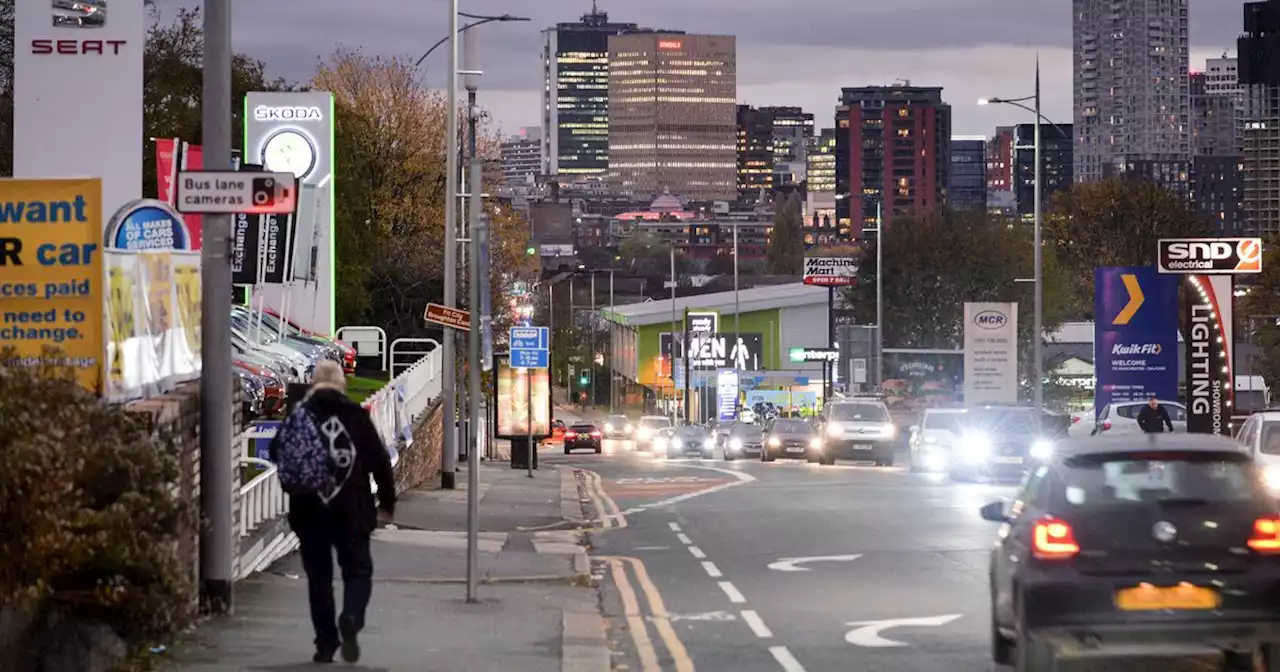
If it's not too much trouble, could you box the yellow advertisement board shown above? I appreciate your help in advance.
[0,178,103,391]
[494,357,551,439]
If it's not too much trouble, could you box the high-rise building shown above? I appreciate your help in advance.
[1073,0,1190,185]
[1240,0,1280,234]
[608,32,737,202]
[1013,124,1074,218]
[835,85,952,237]
[986,126,1014,192]
[1206,56,1243,102]
[737,105,774,201]
[1191,62,1244,236]
[501,127,542,186]
[763,106,815,187]
[806,128,838,239]
[949,137,987,211]
[540,7,645,178]
[1192,72,1240,157]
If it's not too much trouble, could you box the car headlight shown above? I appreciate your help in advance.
[924,435,937,444]
[729,438,743,450]
[827,423,844,438]
[962,432,991,463]
[1264,465,1280,492]
[809,437,823,450]
[605,423,614,432]
[652,436,666,447]
[768,436,781,447]
[1030,440,1053,460]
[639,428,651,439]
[704,439,715,449]
[625,424,633,433]
[672,438,684,448]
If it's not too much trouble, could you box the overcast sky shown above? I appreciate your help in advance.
[169,0,1244,138]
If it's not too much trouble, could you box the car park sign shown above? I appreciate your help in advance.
[802,257,858,286]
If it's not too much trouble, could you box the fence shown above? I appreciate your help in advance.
[231,343,443,577]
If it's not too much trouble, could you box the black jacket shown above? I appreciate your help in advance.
[1136,404,1174,433]
[282,388,397,537]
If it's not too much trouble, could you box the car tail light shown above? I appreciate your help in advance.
[1101,421,1111,432]
[590,431,602,438]
[1032,518,1080,560]
[1249,517,1280,553]
[565,431,578,439]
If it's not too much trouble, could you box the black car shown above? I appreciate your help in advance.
[603,414,631,440]
[948,406,1063,482]
[657,425,714,459]
[721,422,764,460]
[761,418,824,463]
[982,434,1280,671]
[563,423,602,454]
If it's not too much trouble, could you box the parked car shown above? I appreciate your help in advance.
[1092,400,1188,436]
[235,306,346,369]
[1236,410,1280,494]
[234,359,285,415]
[263,307,357,373]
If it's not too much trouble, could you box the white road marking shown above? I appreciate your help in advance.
[701,561,723,578]
[769,646,806,672]
[741,610,773,638]
[767,554,863,572]
[634,546,671,551]
[649,611,737,622]
[844,614,963,647]
[689,546,707,559]
[676,533,693,545]
[669,522,682,532]
[717,581,746,603]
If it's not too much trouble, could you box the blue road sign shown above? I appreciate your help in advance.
[510,326,550,369]
[1094,266,1178,416]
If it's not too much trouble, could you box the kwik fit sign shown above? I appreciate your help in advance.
[1093,267,1178,414]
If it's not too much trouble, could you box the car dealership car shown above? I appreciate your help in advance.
[982,434,1280,671]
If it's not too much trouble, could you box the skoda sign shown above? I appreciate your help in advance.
[105,199,190,250]
[253,105,324,122]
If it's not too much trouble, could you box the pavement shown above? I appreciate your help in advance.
[540,429,1236,672]
[165,460,606,672]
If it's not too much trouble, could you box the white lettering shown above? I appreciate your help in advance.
[254,105,323,122]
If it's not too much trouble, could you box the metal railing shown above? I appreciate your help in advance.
[237,456,286,538]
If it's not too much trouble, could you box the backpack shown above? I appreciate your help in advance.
[271,404,356,504]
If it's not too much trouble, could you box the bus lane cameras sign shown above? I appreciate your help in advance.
[175,171,299,215]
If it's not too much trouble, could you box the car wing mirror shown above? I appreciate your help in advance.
[979,500,1010,523]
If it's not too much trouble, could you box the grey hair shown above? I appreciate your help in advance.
[311,359,347,392]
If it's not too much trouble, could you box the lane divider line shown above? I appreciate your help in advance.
[769,645,806,672]
[605,557,661,672]
[669,522,682,532]
[717,581,745,604]
[676,533,693,545]
[618,556,696,672]
[741,610,773,638]
[689,546,707,559]
[700,561,722,578]
[582,470,612,529]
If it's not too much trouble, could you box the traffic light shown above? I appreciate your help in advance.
[526,245,537,256]
[579,373,589,387]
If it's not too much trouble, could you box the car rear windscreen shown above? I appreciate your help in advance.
[1060,451,1259,506]
[640,417,671,428]
[771,419,814,434]
[570,425,595,432]
[829,404,888,422]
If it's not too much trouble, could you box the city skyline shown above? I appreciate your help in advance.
[164,0,1241,138]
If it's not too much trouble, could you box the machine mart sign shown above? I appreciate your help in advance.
[802,257,858,286]
[1157,238,1262,274]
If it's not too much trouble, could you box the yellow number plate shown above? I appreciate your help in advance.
[1115,585,1220,611]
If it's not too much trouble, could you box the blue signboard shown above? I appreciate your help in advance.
[510,326,550,369]
[106,199,190,250]
[1094,266,1178,416]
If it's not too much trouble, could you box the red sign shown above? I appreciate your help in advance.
[802,276,858,287]
[156,139,204,250]
[657,40,683,50]
[424,303,471,331]
[32,39,126,55]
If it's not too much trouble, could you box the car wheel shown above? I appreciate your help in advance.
[807,453,821,464]
[594,446,602,454]
[564,447,571,455]
[762,451,775,462]
[991,598,1013,665]
[1015,630,1055,672]
[880,452,895,467]
[724,450,735,461]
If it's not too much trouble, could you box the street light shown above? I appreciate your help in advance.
[415,13,531,68]
[979,59,1061,421]
[860,197,884,388]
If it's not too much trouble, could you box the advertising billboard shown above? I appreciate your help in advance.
[244,91,336,335]
[494,356,551,439]
[1093,267,1179,415]
[963,302,1018,406]
[105,199,190,251]
[881,350,964,412]
[1184,275,1234,435]
[15,0,145,217]
[1157,238,1263,274]
[0,178,105,391]
[661,332,763,371]
[802,257,858,286]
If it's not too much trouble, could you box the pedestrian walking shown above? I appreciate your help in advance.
[1137,396,1175,434]
[269,359,396,664]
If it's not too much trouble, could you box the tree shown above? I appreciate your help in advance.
[1238,240,1280,386]
[766,193,804,274]
[617,231,689,280]
[1044,178,1212,319]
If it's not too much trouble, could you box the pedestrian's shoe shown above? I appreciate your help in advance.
[338,614,360,663]
[312,642,338,664]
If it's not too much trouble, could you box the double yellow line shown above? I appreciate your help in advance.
[581,468,627,529]
[602,556,694,672]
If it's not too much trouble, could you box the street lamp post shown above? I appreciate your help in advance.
[669,246,677,423]
[859,197,884,388]
[979,59,1050,420]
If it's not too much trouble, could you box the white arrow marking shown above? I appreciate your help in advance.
[844,614,963,647]
[767,554,863,572]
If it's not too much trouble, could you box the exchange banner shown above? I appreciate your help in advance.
[103,250,202,401]
[0,178,104,391]
[1094,267,1179,415]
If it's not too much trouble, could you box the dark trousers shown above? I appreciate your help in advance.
[297,526,374,647]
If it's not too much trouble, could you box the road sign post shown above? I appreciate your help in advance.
[510,326,550,478]
[425,302,471,331]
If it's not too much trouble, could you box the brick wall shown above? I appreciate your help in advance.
[393,400,443,493]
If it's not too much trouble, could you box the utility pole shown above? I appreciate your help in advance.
[462,28,483,603]
[609,270,615,412]
[683,307,691,424]
[199,0,234,613]
[733,222,740,417]
[669,247,677,423]
[440,0,460,490]
[590,272,596,408]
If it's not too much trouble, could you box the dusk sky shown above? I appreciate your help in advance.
[168,0,1243,138]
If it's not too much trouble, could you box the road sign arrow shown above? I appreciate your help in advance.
[766,554,863,572]
[1113,273,1145,325]
[844,614,962,647]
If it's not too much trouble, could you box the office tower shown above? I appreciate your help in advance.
[501,127,542,186]
[949,137,987,211]
[1012,124,1074,218]
[737,105,774,201]
[1073,0,1190,186]
[1206,56,1243,102]
[1240,0,1280,234]
[541,6,643,178]
[762,106,815,187]
[806,128,837,237]
[834,85,952,237]
[985,126,1015,216]
[608,33,737,202]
